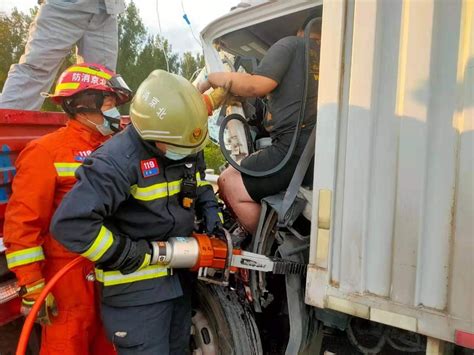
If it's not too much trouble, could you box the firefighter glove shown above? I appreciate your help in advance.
[19,279,58,325]
[204,209,224,236]
[212,225,227,242]
[117,239,152,275]
[202,82,241,115]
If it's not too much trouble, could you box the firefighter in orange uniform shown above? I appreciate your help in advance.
[3,63,133,354]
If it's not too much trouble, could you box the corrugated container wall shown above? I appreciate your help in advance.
[306,0,473,344]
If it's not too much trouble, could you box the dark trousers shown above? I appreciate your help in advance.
[100,295,192,354]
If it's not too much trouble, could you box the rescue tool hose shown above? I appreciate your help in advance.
[16,256,86,355]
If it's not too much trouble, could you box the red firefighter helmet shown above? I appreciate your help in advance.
[47,63,133,105]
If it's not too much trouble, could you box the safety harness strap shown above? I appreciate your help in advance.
[278,126,316,227]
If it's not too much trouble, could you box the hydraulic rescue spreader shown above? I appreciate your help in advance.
[149,231,306,286]
[16,231,306,354]
[16,230,306,355]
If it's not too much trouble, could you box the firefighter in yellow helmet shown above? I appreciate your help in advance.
[51,70,224,353]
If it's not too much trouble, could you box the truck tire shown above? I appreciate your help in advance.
[192,282,262,355]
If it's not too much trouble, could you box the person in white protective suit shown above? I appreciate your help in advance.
[0,0,125,111]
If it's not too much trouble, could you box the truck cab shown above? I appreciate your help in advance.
[201,0,474,353]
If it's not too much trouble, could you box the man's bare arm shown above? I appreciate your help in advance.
[207,72,278,97]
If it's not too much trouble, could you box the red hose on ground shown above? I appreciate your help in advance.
[16,256,86,355]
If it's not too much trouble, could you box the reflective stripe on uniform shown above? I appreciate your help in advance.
[197,172,211,187]
[54,162,81,177]
[22,299,35,306]
[67,66,112,80]
[6,246,45,268]
[95,265,169,286]
[81,226,114,262]
[218,212,224,224]
[167,180,181,196]
[138,253,152,271]
[24,280,45,295]
[130,181,168,201]
[131,173,211,201]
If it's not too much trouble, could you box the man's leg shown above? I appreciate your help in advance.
[0,4,88,110]
[77,13,119,70]
[90,309,116,355]
[218,166,261,234]
[101,299,176,354]
[90,327,116,355]
[169,294,192,354]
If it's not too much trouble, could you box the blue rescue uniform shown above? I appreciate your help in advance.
[52,125,220,354]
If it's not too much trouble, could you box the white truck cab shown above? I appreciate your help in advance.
[200,0,474,353]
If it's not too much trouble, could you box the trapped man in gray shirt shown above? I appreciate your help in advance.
[198,15,321,235]
[0,0,125,110]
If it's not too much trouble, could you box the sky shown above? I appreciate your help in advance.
[0,0,238,54]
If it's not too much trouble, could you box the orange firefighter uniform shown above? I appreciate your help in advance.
[4,119,115,355]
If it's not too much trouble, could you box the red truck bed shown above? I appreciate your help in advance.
[0,109,67,325]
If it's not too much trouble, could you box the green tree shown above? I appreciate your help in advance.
[204,143,226,173]
[116,0,146,113]
[180,51,205,81]
[136,35,180,81]
[117,1,146,72]
[0,8,35,91]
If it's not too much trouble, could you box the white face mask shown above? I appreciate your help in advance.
[165,150,188,160]
[87,117,114,136]
[102,107,121,132]
[86,107,121,136]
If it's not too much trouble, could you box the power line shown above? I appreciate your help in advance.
[155,0,170,72]
[180,0,203,49]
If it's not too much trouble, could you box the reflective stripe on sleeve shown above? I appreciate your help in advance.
[24,280,46,295]
[218,212,224,224]
[81,226,114,262]
[54,162,81,177]
[95,265,169,286]
[6,246,45,268]
[22,299,36,306]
